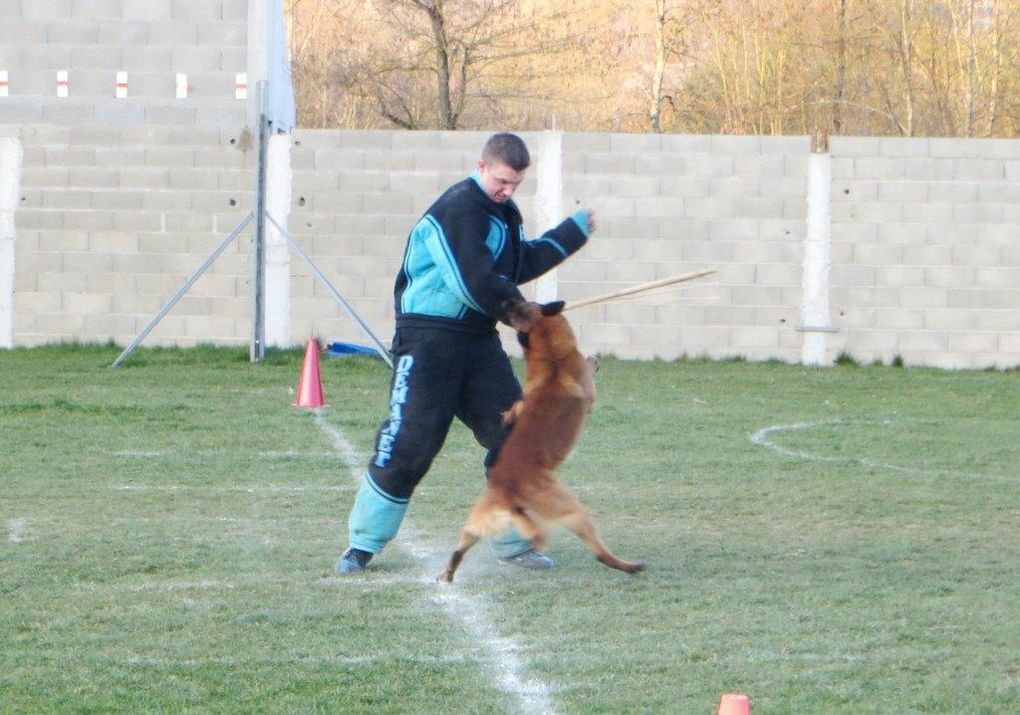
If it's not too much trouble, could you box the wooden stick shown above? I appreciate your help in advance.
[563,268,717,312]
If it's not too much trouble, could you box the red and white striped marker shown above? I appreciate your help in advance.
[56,70,69,97]
[235,73,247,100]
[0,70,8,98]
[176,72,188,99]
[115,71,128,98]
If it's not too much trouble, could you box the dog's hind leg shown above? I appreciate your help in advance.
[439,528,480,583]
[540,484,646,575]
[440,491,499,583]
[561,511,646,574]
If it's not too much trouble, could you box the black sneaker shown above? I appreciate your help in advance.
[336,548,373,574]
[498,549,556,569]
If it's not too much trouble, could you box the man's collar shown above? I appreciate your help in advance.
[469,169,485,193]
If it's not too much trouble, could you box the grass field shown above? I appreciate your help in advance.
[1,344,1018,714]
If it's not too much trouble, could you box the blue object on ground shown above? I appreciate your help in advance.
[327,342,380,358]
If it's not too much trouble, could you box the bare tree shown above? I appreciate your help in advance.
[831,0,849,133]
[862,0,920,135]
[647,0,710,133]
[288,0,1020,136]
[650,0,669,133]
[950,0,979,135]
[346,0,584,129]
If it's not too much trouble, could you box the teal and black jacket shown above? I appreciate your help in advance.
[394,173,589,334]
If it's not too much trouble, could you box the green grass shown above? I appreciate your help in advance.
[1,344,1018,713]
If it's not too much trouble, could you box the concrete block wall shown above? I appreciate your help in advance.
[829,137,1020,369]
[13,124,255,346]
[0,0,247,126]
[557,133,808,361]
[286,131,1019,369]
[3,1,1018,368]
[3,0,260,347]
[7,124,1020,369]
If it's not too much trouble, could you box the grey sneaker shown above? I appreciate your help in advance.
[498,549,556,569]
[336,548,373,574]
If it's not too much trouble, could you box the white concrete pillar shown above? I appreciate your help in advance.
[533,130,563,302]
[800,131,835,366]
[265,132,292,347]
[0,135,22,348]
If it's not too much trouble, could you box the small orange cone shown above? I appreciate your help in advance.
[293,338,326,408]
[717,693,750,715]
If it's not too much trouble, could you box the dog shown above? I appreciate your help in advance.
[439,299,646,582]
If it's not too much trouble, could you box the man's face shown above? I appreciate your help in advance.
[477,160,526,203]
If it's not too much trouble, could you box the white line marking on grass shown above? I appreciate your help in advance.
[752,420,925,474]
[259,450,334,459]
[109,449,335,459]
[131,579,235,592]
[314,409,557,715]
[753,420,871,463]
[78,574,423,595]
[111,484,350,493]
[751,419,1009,480]
[6,518,27,543]
[112,484,192,491]
[123,653,467,669]
[316,575,422,588]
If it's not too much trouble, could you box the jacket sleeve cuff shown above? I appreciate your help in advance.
[569,209,591,237]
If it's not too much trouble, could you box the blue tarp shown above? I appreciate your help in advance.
[267,0,296,130]
[327,342,381,358]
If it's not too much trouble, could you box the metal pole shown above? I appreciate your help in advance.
[250,80,269,363]
[111,213,255,368]
[267,213,393,368]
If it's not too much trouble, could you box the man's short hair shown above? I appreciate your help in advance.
[482,133,530,172]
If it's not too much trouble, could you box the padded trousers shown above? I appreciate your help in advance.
[347,326,533,558]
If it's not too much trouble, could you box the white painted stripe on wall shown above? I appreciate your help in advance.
[0,136,21,348]
[533,130,563,303]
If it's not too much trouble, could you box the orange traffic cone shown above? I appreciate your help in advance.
[293,338,326,408]
[717,693,750,715]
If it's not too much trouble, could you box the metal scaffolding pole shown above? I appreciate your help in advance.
[250,81,269,363]
[267,212,393,368]
[111,213,255,368]
[111,78,388,370]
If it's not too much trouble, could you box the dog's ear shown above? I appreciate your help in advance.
[541,300,566,317]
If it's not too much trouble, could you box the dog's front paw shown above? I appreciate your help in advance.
[503,299,542,332]
[502,400,524,427]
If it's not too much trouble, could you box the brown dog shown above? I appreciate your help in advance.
[439,300,646,582]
